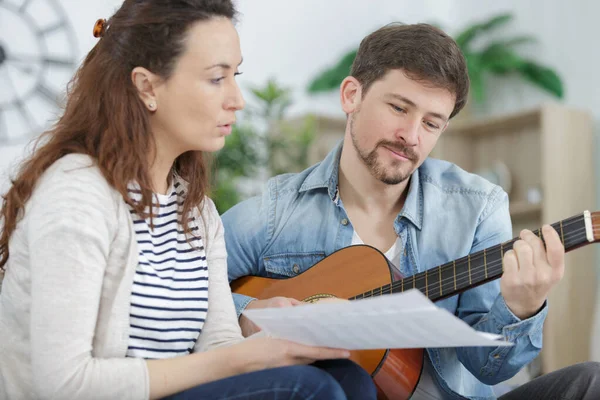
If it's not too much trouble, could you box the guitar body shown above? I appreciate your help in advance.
[231,246,424,400]
[232,211,600,399]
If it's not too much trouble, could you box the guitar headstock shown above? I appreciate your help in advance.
[590,211,600,242]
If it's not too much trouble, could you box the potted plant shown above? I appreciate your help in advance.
[211,79,316,213]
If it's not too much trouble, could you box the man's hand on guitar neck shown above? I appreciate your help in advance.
[239,297,350,337]
[500,224,566,320]
[239,297,303,337]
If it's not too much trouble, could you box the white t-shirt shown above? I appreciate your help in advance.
[351,231,444,400]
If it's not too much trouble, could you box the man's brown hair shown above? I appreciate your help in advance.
[350,23,469,118]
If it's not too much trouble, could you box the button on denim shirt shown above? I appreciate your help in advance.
[222,142,547,400]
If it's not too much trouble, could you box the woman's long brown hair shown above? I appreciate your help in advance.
[0,0,237,271]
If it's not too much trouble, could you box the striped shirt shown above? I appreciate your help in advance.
[125,179,209,359]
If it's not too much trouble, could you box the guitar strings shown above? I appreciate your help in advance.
[356,221,591,299]
[363,229,588,299]
[393,231,588,298]
[416,229,589,295]
[388,223,588,293]
[392,219,588,290]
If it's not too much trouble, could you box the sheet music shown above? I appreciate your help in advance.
[242,289,512,349]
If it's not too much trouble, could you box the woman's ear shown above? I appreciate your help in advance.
[131,67,159,112]
[340,76,362,115]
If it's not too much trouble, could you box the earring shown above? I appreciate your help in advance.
[148,103,156,110]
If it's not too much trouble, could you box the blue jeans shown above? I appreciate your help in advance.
[498,362,600,400]
[162,359,377,400]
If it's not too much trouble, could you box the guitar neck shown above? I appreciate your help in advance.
[350,211,594,303]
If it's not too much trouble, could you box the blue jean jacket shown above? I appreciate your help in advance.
[222,142,547,400]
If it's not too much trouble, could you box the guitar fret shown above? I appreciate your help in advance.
[560,220,564,244]
[453,260,457,290]
[439,266,442,297]
[440,263,452,299]
[484,248,487,279]
[468,254,472,285]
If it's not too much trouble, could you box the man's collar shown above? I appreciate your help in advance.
[299,140,423,230]
[298,140,343,201]
[398,168,423,230]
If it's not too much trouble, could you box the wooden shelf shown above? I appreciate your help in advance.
[445,107,540,136]
[510,201,542,219]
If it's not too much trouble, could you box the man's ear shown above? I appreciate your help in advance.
[340,76,362,114]
[131,66,160,112]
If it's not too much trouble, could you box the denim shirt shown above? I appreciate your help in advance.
[222,142,547,400]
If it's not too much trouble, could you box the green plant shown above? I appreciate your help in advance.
[211,124,262,213]
[211,79,316,213]
[307,13,564,104]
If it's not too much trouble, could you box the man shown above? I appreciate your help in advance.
[222,23,600,399]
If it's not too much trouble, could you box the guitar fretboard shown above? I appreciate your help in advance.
[350,213,588,302]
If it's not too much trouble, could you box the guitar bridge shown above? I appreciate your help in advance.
[303,293,337,303]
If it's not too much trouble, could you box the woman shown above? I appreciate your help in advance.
[0,1,377,399]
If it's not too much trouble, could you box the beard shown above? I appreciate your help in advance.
[349,115,418,185]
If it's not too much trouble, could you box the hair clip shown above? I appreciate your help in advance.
[93,18,107,38]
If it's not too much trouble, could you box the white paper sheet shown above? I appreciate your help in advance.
[242,289,513,350]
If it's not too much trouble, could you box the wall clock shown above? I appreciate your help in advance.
[0,0,78,144]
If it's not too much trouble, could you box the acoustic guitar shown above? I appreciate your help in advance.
[231,210,600,399]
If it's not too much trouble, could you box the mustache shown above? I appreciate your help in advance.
[376,141,418,161]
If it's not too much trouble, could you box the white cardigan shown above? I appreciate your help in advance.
[0,154,244,400]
